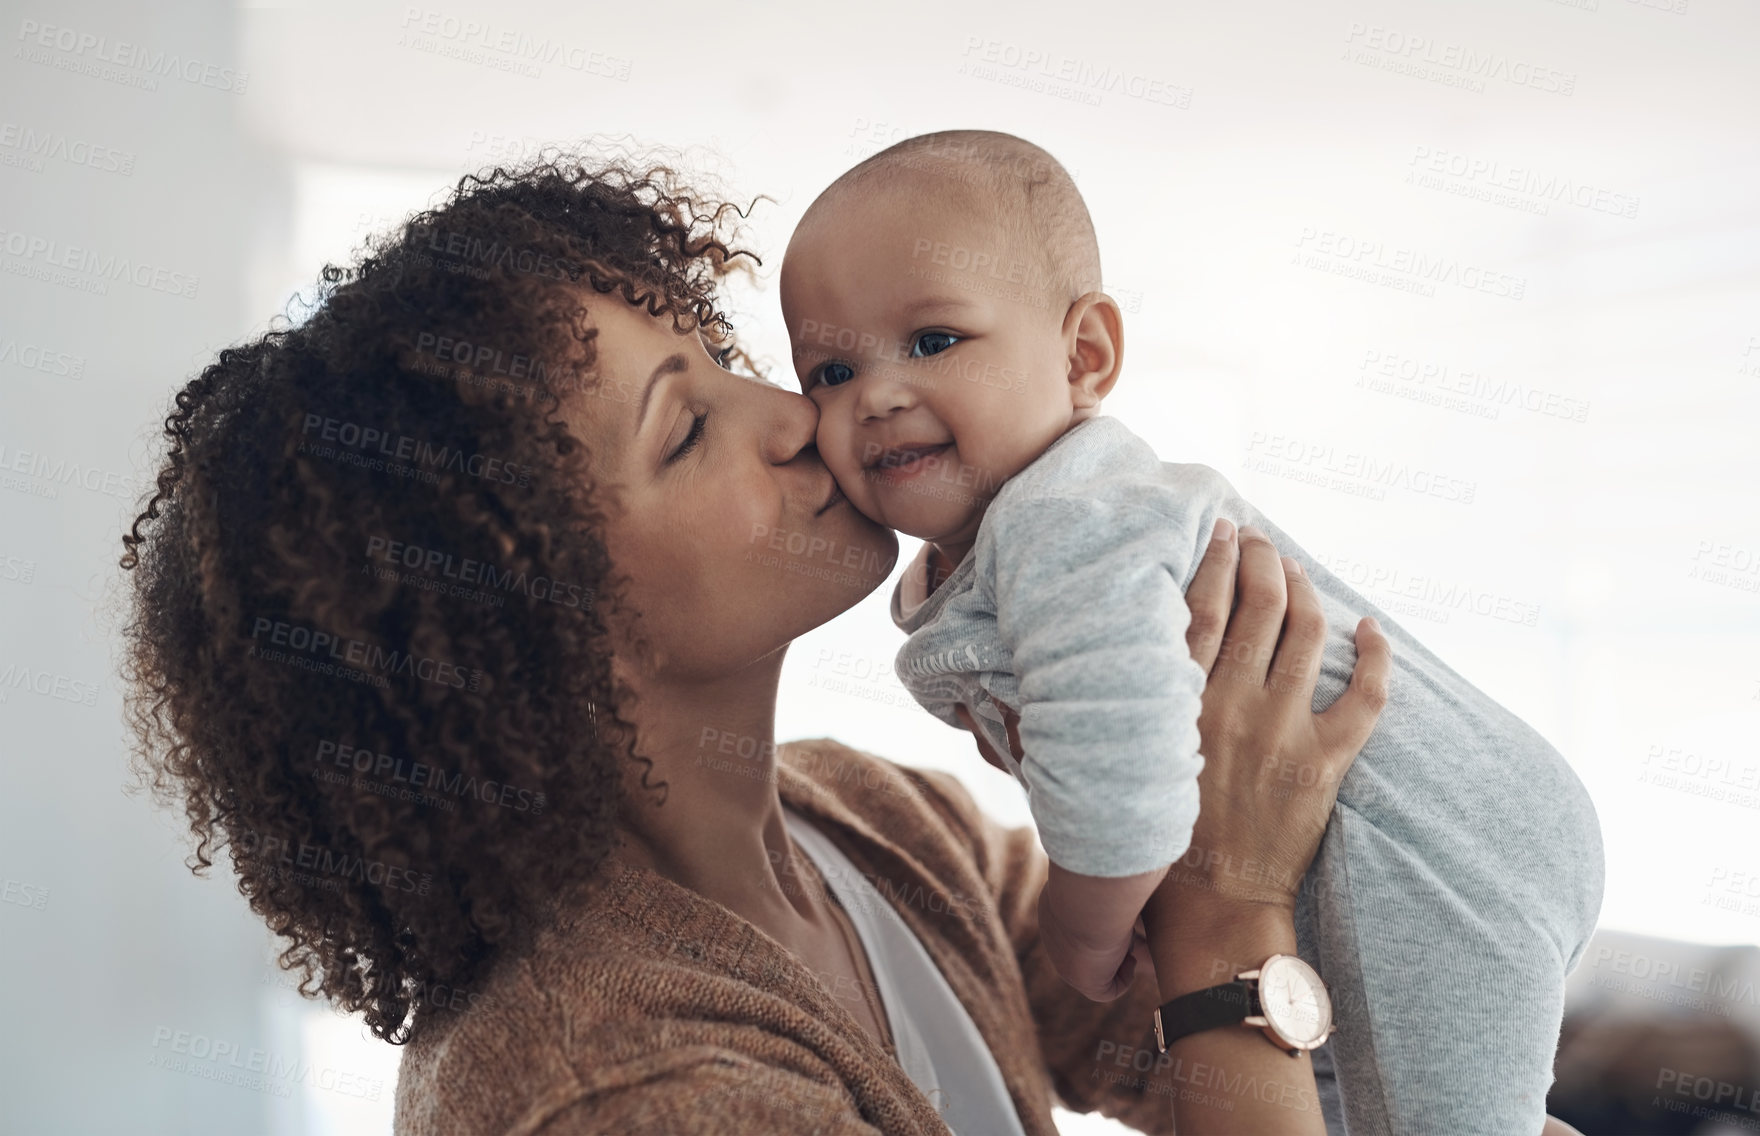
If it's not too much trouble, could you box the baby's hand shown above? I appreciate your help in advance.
[952,699,1021,775]
[1036,875,1155,1002]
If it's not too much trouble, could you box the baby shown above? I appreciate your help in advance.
[779,129,1604,1135]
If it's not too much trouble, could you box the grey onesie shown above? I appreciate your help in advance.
[889,413,1604,1136]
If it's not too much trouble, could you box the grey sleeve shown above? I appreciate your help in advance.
[985,491,1209,878]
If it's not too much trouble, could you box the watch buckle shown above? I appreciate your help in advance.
[1152,1007,1167,1053]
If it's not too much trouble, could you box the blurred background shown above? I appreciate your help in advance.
[1,0,1756,1132]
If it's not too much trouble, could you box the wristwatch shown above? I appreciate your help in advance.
[1152,953,1335,1057]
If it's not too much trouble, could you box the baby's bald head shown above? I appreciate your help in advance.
[780,131,1125,552]
[793,130,1102,308]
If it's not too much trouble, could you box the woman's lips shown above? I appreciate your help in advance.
[867,443,951,485]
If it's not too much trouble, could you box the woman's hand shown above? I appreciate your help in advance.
[1172,520,1390,915]
[1140,519,1390,1136]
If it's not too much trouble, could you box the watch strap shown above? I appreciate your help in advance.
[1153,979,1256,1052]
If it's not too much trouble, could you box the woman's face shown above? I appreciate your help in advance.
[561,294,899,681]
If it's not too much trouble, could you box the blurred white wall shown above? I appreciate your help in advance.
[2,0,1756,1133]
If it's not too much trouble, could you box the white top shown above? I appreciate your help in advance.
[783,806,1028,1136]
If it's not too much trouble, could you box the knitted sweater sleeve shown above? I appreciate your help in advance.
[524,1053,888,1135]
[909,766,1182,1135]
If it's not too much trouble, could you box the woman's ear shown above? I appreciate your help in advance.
[1062,292,1125,411]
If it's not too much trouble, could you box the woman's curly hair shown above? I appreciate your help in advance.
[118,150,760,1044]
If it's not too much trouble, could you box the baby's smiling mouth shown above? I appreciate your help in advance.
[867,442,951,475]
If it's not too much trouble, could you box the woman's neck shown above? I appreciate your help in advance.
[607,654,818,929]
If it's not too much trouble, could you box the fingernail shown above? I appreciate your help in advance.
[1282,555,1300,576]
[1211,517,1235,543]
[1366,616,1381,631]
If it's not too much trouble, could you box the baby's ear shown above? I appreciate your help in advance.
[1063,292,1124,409]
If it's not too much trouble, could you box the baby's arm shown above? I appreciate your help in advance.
[986,491,1211,999]
[1038,861,1167,1001]
[955,697,1168,1000]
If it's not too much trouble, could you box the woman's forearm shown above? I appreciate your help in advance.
[1139,876,1330,1135]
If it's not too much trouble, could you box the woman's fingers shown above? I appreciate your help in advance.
[1217,525,1287,684]
[1267,556,1326,706]
[1184,518,1239,673]
[1315,617,1392,758]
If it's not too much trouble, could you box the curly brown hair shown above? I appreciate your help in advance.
[118,151,761,1043]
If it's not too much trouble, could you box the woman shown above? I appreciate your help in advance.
[119,153,1574,1135]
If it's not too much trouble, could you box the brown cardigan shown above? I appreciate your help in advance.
[394,737,1183,1135]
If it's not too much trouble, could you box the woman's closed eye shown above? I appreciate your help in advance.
[668,411,707,463]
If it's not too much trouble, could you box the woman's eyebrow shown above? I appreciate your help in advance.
[635,352,689,436]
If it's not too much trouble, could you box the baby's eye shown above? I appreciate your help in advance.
[701,332,737,369]
[910,331,960,358]
[817,361,856,388]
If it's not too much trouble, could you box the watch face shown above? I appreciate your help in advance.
[1258,955,1332,1047]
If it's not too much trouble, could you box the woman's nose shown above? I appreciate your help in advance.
[755,378,823,465]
